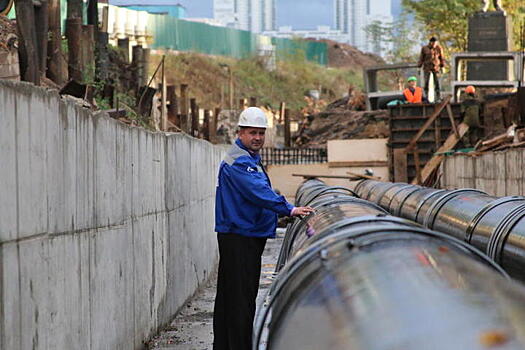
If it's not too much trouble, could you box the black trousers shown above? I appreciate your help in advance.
[423,70,441,101]
[213,233,267,350]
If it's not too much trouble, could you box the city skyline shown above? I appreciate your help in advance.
[213,0,276,32]
[110,0,334,30]
[334,0,393,54]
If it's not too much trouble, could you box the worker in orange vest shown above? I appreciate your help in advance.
[403,76,424,104]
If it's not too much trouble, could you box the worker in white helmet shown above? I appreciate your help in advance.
[213,107,314,350]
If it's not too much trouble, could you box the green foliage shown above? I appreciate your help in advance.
[365,20,390,56]
[158,52,362,112]
[364,13,423,63]
[403,0,525,52]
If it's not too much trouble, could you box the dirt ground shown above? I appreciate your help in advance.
[147,233,283,349]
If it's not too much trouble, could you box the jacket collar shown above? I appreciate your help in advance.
[235,138,261,163]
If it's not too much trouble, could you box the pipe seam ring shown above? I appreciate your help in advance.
[465,196,525,243]
[393,186,422,217]
[423,189,487,229]
[386,184,419,214]
[372,182,402,205]
[303,186,357,206]
[414,189,447,223]
[487,203,525,263]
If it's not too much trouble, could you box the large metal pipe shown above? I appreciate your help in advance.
[255,180,525,350]
[354,180,525,281]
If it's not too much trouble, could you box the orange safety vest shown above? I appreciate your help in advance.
[403,87,423,103]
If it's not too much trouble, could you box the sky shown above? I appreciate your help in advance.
[109,0,334,30]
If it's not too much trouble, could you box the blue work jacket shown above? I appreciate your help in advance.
[215,139,294,238]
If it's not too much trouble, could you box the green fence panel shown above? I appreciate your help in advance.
[148,14,258,59]
[271,37,327,65]
[148,14,327,65]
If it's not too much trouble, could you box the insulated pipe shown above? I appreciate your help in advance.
[254,180,525,350]
[354,180,525,281]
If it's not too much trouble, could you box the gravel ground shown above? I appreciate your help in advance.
[147,233,283,350]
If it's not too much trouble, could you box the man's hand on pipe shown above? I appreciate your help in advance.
[291,207,315,217]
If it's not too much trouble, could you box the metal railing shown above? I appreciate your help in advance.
[260,147,327,166]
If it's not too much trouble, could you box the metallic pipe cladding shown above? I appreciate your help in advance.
[254,180,525,350]
[354,180,525,281]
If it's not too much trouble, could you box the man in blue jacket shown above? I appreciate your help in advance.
[213,107,313,350]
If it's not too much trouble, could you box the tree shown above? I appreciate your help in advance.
[48,0,67,84]
[364,13,423,63]
[365,20,389,56]
[402,0,525,53]
[388,13,424,62]
[15,0,48,85]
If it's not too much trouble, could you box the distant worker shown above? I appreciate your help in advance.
[403,76,424,104]
[482,0,504,12]
[213,107,314,350]
[460,85,483,148]
[418,37,445,102]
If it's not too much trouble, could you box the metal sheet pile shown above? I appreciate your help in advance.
[254,179,525,350]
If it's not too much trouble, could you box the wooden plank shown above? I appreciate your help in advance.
[413,148,422,185]
[284,109,291,147]
[279,102,286,123]
[328,160,389,168]
[406,96,452,151]
[495,151,507,196]
[412,123,470,185]
[393,149,408,182]
[506,149,521,195]
[346,171,382,181]
[446,103,460,139]
[462,155,475,188]
[440,153,451,189]
[161,59,167,131]
[292,173,360,180]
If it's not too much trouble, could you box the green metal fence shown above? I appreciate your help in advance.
[148,15,258,59]
[148,14,328,65]
[271,37,327,65]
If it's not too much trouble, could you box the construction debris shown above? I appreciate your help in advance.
[294,93,389,147]
[0,15,17,51]
[473,124,525,152]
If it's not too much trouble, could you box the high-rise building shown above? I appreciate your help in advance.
[333,0,393,55]
[213,0,238,28]
[213,0,275,33]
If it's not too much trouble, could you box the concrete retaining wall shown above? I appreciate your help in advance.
[0,80,224,349]
[440,149,525,196]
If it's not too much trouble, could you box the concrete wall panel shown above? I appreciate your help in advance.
[0,84,17,242]
[0,80,224,349]
[0,242,21,350]
[18,238,50,350]
[46,234,91,350]
[74,105,96,231]
[16,86,48,239]
[89,226,134,350]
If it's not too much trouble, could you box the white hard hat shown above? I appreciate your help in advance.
[238,107,268,128]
